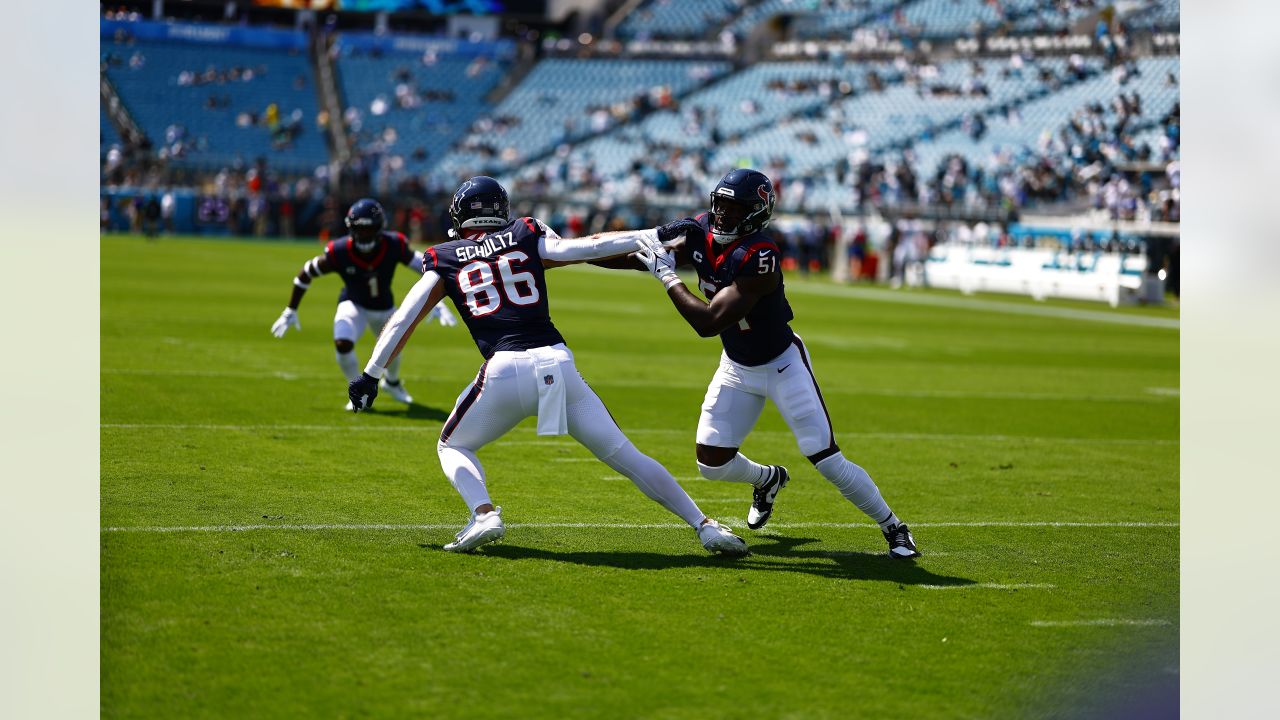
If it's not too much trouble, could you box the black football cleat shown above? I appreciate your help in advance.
[883,522,921,559]
[747,465,789,530]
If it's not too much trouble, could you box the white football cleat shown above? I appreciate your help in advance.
[443,507,504,553]
[698,518,749,557]
[344,400,355,411]
[380,378,414,404]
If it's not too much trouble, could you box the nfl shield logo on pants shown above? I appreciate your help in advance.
[544,375,555,385]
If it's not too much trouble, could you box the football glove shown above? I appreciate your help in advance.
[634,239,681,290]
[348,372,379,412]
[656,218,703,245]
[431,303,458,327]
[271,307,300,337]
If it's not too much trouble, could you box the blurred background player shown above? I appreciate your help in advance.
[603,169,920,559]
[347,176,748,557]
[270,198,456,409]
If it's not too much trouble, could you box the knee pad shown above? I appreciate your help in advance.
[334,339,355,354]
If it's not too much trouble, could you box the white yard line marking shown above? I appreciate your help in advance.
[1030,619,1172,627]
[102,521,1178,533]
[101,368,1173,403]
[98,423,1178,446]
[780,281,1181,330]
[921,583,1055,590]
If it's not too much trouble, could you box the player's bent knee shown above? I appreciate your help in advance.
[696,443,738,469]
[806,445,841,466]
[334,339,355,354]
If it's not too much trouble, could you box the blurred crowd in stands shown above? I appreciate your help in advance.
[101,2,1180,275]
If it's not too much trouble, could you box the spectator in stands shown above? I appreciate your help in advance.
[142,196,161,239]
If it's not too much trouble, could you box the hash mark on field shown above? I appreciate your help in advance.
[921,583,1055,591]
[101,521,1179,533]
[1029,619,1172,627]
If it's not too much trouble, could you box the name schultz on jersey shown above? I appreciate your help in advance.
[453,231,520,262]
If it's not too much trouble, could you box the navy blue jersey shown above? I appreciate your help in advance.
[684,213,795,366]
[325,231,416,311]
[424,217,565,359]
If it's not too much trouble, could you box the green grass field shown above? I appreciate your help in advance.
[102,234,1179,718]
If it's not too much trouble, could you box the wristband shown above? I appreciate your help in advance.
[661,273,682,289]
[363,364,386,379]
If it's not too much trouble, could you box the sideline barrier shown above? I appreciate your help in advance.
[926,246,1147,307]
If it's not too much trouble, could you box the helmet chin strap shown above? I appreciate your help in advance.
[710,230,738,245]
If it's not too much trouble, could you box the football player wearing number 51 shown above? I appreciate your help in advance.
[597,169,920,559]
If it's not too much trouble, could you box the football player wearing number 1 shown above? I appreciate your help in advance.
[610,168,920,559]
[270,198,457,409]
[347,176,749,556]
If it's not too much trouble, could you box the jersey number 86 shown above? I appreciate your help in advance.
[458,250,540,317]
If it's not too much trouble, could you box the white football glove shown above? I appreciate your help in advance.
[431,303,458,327]
[634,238,681,290]
[271,307,300,337]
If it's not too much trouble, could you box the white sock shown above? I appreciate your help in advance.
[814,452,899,529]
[601,442,705,528]
[336,349,361,382]
[697,452,773,487]
[437,444,492,514]
[385,354,402,385]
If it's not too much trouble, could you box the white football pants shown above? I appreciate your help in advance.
[436,343,707,528]
[696,335,837,459]
[333,299,396,343]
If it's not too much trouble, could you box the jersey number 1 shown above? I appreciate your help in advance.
[458,251,540,317]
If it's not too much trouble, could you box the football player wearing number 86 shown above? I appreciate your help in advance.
[597,168,920,559]
[347,176,749,556]
[270,198,458,410]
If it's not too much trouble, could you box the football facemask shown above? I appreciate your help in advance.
[351,226,380,253]
[709,195,758,244]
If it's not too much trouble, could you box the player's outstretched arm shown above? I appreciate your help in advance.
[271,254,332,337]
[634,240,776,337]
[349,270,445,411]
[548,219,698,268]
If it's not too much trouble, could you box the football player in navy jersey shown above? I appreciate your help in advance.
[346,176,749,556]
[601,169,920,559]
[270,198,456,409]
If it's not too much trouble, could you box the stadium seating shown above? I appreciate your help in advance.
[725,0,829,39]
[101,107,122,154]
[1124,0,1181,31]
[102,39,327,171]
[860,0,1043,38]
[616,0,742,39]
[336,47,506,177]
[904,56,1179,175]
[794,0,911,38]
[557,56,1086,191]
[536,61,889,183]
[432,59,730,181]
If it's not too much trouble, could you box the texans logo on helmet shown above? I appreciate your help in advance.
[757,185,773,203]
[452,180,474,208]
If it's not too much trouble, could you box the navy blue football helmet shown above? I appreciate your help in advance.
[708,169,775,244]
[345,198,386,253]
[449,176,510,236]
